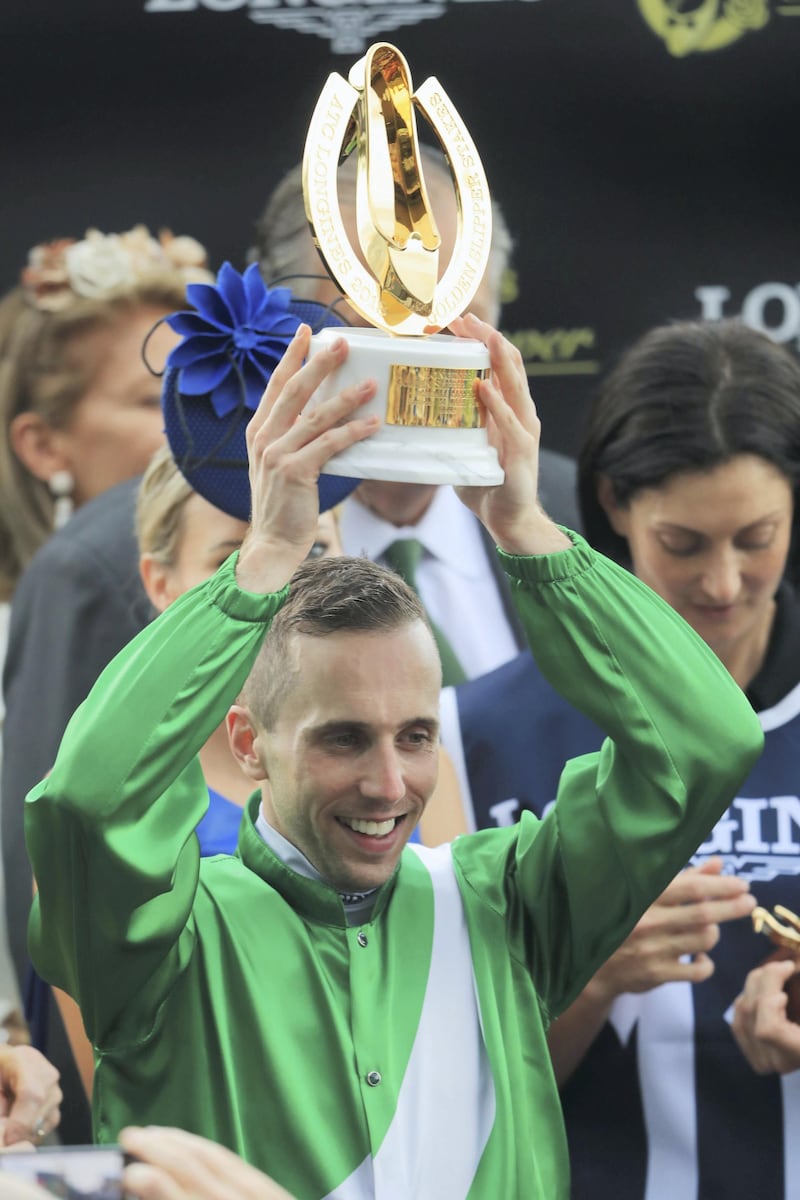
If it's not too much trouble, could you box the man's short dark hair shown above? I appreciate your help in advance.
[242,555,435,727]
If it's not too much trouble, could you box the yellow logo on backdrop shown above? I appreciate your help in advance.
[637,0,771,55]
[501,273,600,377]
[507,327,599,377]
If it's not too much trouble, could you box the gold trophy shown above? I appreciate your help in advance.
[752,903,800,1023]
[302,43,503,486]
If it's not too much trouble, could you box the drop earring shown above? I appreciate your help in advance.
[48,469,74,531]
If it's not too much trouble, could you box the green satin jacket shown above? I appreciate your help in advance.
[26,533,762,1198]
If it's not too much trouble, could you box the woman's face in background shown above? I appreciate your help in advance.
[58,307,178,506]
[160,496,342,604]
[602,453,793,667]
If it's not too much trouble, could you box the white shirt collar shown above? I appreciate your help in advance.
[255,808,378,920]
[256,808,322,885]
[339,485,488,580]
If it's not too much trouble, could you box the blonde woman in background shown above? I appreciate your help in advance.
[0,226,210,602]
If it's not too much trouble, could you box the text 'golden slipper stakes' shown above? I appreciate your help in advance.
[302,43,503,486]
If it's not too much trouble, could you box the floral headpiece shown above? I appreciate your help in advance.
[22,225,212,312]
[165,261,303,418]
[161,261,359,520]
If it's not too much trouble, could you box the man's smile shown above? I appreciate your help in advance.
[335,814,410,849]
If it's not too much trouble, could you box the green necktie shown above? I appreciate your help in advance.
[383,538,467,686]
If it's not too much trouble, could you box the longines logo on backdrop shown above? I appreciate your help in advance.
[696,281,800,350]
[144,0,542,53]
[637,0,799,56]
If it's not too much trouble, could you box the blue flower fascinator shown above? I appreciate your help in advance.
[161,261,359,520]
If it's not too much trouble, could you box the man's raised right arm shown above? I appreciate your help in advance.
[25,325,379,1044]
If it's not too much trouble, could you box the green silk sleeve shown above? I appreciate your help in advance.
[455,530,764,1020]
[25,552,287,1046]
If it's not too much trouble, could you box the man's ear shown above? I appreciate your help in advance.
[226,704,269,781]
[595,474,631,538]
[139,553,178,615]
[9,411,71,484]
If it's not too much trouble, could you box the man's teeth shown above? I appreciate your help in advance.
[345,818,397,837]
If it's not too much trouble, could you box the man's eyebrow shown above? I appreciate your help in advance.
[306,717,440,737]
[308,720,371,737]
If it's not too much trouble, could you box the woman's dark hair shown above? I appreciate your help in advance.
[578,319,800,578]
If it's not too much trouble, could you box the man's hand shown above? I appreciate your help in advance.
[0,1044,61,1147]
[732,959,800,1075]
[449,313,571,557]
[236,325,379,594]
[120,1127,296,1200]
[587,857,755,1004]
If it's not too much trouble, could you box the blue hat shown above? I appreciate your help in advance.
[161,261,359,520]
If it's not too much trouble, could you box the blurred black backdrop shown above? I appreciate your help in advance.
[2,0,798,454]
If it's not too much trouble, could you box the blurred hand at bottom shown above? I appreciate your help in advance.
[121,1126,296,1200]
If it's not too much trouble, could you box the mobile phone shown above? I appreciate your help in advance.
[0,1144,127,1198]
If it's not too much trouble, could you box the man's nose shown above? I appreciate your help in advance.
[359,745,406,804]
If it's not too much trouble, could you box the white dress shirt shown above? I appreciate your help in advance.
[338,486,519,679]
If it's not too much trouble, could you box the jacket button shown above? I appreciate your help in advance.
[366,1070,382,1087]
[357,931,368,948]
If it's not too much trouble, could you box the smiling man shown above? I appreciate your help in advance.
[25,316,763,1199]
[227,561,441,898]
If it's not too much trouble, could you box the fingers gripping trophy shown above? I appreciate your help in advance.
[302,43,504,487]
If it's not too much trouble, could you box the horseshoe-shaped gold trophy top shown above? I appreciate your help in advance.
[301,43,504,487]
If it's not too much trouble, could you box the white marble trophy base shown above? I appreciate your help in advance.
[307,327,504,486]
